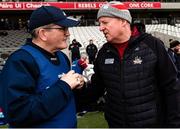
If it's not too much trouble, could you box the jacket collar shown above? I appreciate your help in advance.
[103,33,150,49]
[128,33,150,49]
[101,33,151,57]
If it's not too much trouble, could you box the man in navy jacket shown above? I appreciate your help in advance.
[84,1,180,127]
[0,6,85,128]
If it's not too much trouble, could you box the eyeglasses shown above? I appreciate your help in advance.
[43,27,68,32]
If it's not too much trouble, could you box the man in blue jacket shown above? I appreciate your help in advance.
[0,6,85,128]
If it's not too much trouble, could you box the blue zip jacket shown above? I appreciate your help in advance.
[0,43,77,127]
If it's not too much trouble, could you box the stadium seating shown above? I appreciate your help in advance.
[0,24,180,62]
[69,26,106,50]
[145,24,180,47]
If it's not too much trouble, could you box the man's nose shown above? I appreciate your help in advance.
[99,25,105,31]
[65,30,70,36]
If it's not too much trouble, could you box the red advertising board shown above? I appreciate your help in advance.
[0,2,161,10]
[124,2,161,9]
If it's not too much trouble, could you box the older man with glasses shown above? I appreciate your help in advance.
[0,6,85,128]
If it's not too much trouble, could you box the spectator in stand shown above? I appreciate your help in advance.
[0,18,8,36]
[83,1,180,127]
[25,20,30,32]
[0,18,5,30]
[69,39,82,62]
[168,40,180,77]
[4,18,10,30]
[167,14,174,25]
[86,39,98,64]
[151,16,159,24]
[0,6,85,128]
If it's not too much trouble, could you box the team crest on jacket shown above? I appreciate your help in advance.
[133,56,142,64]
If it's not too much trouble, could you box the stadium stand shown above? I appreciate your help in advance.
[0,24,180,61]
[176,24,180,28]
[69,26,106,50]
[145,24,180,46]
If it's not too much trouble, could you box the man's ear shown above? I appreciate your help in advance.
[38,29,48,41]
[121,19,128,27]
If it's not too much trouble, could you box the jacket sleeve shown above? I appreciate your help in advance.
[148,37,180,127]
[0,50,72,127]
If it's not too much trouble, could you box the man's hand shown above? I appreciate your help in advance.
[60,70,84,89]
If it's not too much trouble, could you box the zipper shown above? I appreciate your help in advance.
[120,56,127,127]
[106,45,127,126]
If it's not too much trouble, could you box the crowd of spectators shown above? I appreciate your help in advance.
[0,18,29,31]
[0,18,29,36]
